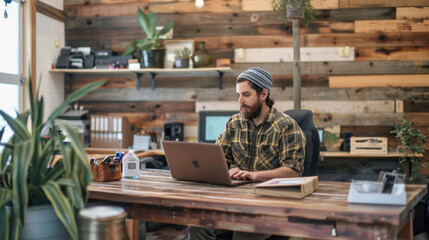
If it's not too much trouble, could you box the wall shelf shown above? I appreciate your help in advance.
[50,67,232,91]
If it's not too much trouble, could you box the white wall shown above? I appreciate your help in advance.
[36,1,64,121]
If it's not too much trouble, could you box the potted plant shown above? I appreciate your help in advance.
[173,47,191,68]
[122,8,174,68]
[0,76,104,240]
[390,115,426,183]
[272,0,317,27]
[323,130,343,152]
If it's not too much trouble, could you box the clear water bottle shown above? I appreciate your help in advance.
[122,146,139,179]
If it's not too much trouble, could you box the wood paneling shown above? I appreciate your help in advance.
[355,19,429,33]
[80,101,195,113]
[339,0,429,8]
[355,47,429,61]
[404,100,429,112]
[396,7,429,19]
[76,87,429,102]
[329,74,429,88]
[242,0,339,11]
[63,0,429,177]
[65,0,243,17]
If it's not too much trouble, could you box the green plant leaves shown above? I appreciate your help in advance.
[391,115,426,182]
[41,181,78,240]
[156,21,174,39]
[11,139,33,226]
[137,8,153,38]
[0,111,31,141]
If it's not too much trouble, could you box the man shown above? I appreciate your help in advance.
[188,67,306,240]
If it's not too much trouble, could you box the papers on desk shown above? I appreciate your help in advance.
[347,181,407,205]
[255,176,318,199]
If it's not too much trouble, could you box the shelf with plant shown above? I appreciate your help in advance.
[0,76,104,240]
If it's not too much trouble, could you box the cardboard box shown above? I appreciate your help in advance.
[255,176,318,199]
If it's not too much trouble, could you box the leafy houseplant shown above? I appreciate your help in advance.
[0,77,104,240]
[322,131,343,152]
[390,116,426,183]
[173,47,191,68]
[272,0,317,27]
[123,8,174,68]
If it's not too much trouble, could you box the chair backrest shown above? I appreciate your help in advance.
[284,109,320,176]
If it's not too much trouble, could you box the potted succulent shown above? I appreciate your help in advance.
[272,0,317,27]
[0,76,104,240]
[173,47,192,68]
[390,115,426,183]
[122,8,174,68]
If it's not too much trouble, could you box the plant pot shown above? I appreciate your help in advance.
[325,139,344,152]
[19,205,71,240]
[174,59,190,68]
[140,49,166,68]
[286,3,304,19]
[192,42,213,68]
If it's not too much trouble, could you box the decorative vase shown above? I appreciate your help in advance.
[192,42,213,68]
[19,205,71,240]
[140,49,166,68]
[174,58,190,68]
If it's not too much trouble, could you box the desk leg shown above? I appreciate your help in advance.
[397,212,413,240]
[126,218,139,240]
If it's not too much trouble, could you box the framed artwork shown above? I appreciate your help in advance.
[165,39,195,69]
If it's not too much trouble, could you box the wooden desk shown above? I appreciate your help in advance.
[88,170,427,240]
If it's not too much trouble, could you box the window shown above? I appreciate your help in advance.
[0,0,22,151]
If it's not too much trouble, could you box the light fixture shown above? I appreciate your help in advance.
[195,0,204,8]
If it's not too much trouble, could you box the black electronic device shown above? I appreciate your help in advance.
[55,55,70,69]
[198,111,238,143]
[340,132,353,151]
[95,49,113,69]
[382,173,397,194]
[164,122,184,141]
[84,54,95,69]
[60,47,71,56]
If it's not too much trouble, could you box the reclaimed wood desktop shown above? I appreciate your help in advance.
[88,169,427,240]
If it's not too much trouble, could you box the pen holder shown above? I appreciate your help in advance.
[91,161,122,182]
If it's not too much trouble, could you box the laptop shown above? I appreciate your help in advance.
[162,141,251,186]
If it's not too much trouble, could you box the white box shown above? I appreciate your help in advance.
[347,181,406,205]
[133,135,151,151]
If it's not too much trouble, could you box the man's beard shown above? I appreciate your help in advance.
[240,101,262,120]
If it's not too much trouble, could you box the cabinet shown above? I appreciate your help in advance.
[50,67,232,91]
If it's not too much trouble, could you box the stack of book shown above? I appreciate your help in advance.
[255,176,318,199]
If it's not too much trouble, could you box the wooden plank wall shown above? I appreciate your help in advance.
[63,0,429,181]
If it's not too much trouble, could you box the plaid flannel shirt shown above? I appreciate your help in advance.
[217,107,305,173]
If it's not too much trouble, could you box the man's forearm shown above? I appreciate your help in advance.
[253,166,300,182]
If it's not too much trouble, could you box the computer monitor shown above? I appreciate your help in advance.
[198,111,238,143]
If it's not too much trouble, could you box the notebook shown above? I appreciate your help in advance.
[162,141,251,186]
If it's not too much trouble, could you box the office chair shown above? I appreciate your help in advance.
[265,110,321,240]
[284,109,320,177]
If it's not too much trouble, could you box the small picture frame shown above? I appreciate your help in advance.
[165,39,195,69]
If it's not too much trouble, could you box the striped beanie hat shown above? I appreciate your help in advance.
[236,67,273,93]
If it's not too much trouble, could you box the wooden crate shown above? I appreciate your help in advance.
[350,137,388,155]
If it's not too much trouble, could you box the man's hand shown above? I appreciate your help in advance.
[229,166,300,182]
[229,167,257,181]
